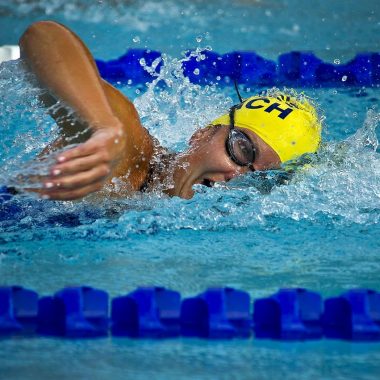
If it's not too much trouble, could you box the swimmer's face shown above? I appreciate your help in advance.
[169,125,281,199]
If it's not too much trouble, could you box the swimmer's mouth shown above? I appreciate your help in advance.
[201,179,215,188]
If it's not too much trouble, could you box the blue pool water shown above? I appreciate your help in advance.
[1,1,380,379]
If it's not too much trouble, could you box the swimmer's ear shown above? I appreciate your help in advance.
[189,125,217,146]
[189,127,207,146]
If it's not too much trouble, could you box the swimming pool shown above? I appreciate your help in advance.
[1,0,380,379]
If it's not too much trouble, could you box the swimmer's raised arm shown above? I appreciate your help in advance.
[20,21,121,133]
[19,21,153,200]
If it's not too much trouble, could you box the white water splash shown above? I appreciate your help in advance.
[1,51,380,232]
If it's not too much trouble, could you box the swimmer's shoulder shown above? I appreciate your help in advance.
[100,80,155,191]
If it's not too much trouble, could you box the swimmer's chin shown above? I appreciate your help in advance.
[166,176,215,199]
[161,183,194,199]
[178,178,216,199]
[177,186,195,199]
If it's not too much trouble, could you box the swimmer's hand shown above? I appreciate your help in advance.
[40,127,125,200]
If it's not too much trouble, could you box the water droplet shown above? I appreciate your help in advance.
[133,36,140,43]
[193,68,200,75]
[342,75,347,82]
[334,59,340,65]
[196,36,202,43]
[292,24,300,32]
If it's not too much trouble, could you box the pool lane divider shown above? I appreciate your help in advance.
[1,286,380,341]
[95,49,380,87]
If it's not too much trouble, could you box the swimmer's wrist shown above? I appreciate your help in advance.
[91,117,124,134]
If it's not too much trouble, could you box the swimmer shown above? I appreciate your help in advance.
[18,21,321,201]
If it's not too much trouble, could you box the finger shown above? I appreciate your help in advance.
[44,165,110,190]
[55,138,101,163]
[51,152,107,176]
[56,129,120,163]
[40,181,104,201]
[44,164,110,190]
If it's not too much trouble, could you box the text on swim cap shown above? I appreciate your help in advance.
[244,97,293,120]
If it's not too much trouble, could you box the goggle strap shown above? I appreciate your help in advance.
[229,106,235,131]
[233,79,243,103]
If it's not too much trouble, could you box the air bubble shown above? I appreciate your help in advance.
[193,68,200,75]
[216,76,221,81]
[334,59,340,65]
[133,36,140,43]
[196,36,202,43]
[342,75,347,82]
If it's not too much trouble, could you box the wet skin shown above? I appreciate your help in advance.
[19,21,281,201]
[167,125,281,199]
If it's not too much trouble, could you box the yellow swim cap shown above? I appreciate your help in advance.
[210,94,322,163]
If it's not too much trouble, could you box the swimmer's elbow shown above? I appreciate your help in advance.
[19,21,63,55]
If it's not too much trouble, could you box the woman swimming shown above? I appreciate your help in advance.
[19,21,321,201]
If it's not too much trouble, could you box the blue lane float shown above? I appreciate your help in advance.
[324,289,380,341]
[37,286,109,337]
[96,49,162,84]
[1,286,380,341]
[95,49,380,87]
[181,287,251,338]
[253,288,323,340]
[0,286,38,334]
[112,286,181,337]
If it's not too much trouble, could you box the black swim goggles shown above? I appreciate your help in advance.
[225,104,256,170]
